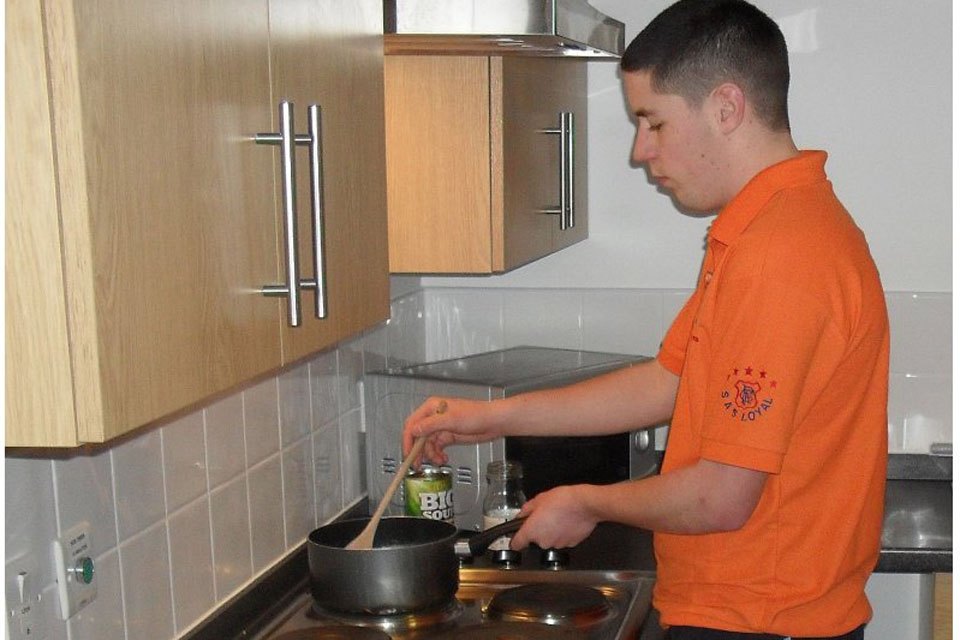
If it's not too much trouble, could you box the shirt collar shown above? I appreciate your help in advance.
[709,150,828,246]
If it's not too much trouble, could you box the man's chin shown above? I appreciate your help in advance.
[667,190,718,218]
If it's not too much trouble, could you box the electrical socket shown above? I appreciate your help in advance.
[52,522,97,620]
[5,553,44,640]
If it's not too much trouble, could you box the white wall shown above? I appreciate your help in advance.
[422,0,952,292]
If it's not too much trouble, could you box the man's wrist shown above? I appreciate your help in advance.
[571,484,605,524]
[486,396,518,438]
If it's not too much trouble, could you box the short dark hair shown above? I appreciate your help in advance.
[621,0,790,131]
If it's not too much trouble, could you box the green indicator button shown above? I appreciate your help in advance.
[74,557,95,584]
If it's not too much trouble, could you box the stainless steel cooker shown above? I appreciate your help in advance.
[258,519,659,639]
[260,563,655,640]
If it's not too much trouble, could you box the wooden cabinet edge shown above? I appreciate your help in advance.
[489,56,506,272]
[933,572,951,640]
[5,0,82,447]
[41,0,112,443]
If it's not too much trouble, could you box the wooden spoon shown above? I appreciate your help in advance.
[345,401,446,550]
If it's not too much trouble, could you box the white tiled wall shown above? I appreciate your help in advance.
[4,294,427,640]
[885,293,953,453]
[420,286,952,454]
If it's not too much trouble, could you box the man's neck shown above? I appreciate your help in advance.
[723,130,800,204]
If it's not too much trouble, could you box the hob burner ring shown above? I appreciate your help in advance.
[486,583,613,628]
[422,621,587,639]
[271,625,392,639]
[308,598,463,635]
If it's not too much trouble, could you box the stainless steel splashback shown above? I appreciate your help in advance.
[363,347,650,531]
[384,0,625,58]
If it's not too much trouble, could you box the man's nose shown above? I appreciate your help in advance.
[632,128,655,164]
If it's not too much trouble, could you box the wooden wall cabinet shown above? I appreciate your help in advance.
[267,0,390,364]
[6,0,388,447]
[385,55,588,274]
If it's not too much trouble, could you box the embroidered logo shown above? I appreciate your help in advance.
[720,366,777,422]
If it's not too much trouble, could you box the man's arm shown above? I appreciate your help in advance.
[510,459,768,549]
[403,357,767,546]
[403,358,680,463]
[493,357,680,436]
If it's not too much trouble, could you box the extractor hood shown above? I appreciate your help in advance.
[384,0,625,58]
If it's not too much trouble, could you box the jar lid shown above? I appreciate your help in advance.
[486,460,523,478]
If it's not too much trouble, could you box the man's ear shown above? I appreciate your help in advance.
[712,83,746,133]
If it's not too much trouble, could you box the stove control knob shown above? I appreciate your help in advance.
[540,548,569,569]
[492,549,521,567]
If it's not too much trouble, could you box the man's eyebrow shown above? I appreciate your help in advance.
[634,108,656,118]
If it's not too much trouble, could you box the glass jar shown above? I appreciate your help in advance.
[482,460,526,551]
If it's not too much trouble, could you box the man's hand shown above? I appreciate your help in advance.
[402,396,501,466]
[509,485,599,550]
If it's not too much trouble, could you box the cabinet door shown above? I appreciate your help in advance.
[6,0,79,446]
[384,55,494,273]
[269,0,389,363]
[43,0,279,442]
[384,55,588,275]
[498,58,588,272]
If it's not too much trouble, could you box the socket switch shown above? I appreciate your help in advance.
[6,567,43,640]
[52,522,97,620]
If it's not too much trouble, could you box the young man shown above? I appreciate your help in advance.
[402,1,889,638]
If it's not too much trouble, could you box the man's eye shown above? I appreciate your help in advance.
[648,122,663,131]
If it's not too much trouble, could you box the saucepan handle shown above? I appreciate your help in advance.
[456,518,525,558]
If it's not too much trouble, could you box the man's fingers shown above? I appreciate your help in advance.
[509,520,531,550]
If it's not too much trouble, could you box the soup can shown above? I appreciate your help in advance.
[404,468,455,524]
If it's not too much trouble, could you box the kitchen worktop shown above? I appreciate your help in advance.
[875,453,952,573]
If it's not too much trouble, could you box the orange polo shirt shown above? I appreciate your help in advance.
[654,151,889,636]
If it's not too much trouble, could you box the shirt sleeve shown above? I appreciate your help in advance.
[657,290,701,376]
[698,272,846,474]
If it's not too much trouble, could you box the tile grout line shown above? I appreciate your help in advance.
[242,392,256,575]
[330,351,342,522]
[309,359,319,530]
[159,427,178,634]
[49,460,73,640]
[108,449,130,640]
[201,409,218,602]
[578,290,585,350]
[276,377,290,550]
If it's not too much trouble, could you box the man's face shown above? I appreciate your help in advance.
[623,70,726,212]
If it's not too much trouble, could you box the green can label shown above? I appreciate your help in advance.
[404,469,454,523]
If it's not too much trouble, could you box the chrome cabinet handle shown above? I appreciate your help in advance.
[562,112,575,230]
[301,104,327,319]
[538,112,575,230]
[255,102,329,326]
[256,100,302,327]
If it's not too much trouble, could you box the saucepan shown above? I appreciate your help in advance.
[308,516,524,615]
